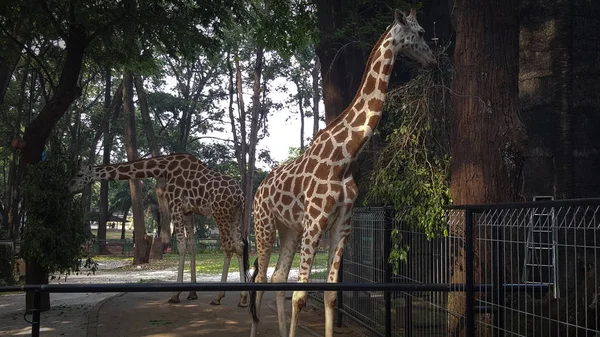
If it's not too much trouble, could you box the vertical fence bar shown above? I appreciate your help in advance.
[31,289,41,337]
[337,254,344,328]
[465,209,475,337]
[384,208,393,337]
[405,223,413,337]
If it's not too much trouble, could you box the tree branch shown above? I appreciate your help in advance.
[38,0,68,39]
[188,136,234,144]
[0,25,57,89]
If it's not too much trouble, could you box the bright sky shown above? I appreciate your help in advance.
[196,76,326,167]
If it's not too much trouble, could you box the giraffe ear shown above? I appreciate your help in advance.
[394,9,408,26]
[409,8,417,18]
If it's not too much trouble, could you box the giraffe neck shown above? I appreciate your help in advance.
[90,158,169,181]
[327,27,397,159]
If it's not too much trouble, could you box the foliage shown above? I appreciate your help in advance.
[19,152,92,276]
[281,146,306,164]
[368,51,453,274]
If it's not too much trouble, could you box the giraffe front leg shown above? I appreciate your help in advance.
[289,224,323,337]
[271,228,301,337]
[186,217,198,301]
[324,225,351,337]
[211,252,232,305]
[169,228,186,303]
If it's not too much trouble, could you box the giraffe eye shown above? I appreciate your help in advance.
[418,31,424,38]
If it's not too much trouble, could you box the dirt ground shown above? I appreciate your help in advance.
[0,259,369,337]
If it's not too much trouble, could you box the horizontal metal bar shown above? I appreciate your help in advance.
[0,282,550,294]
[444,197,600,210]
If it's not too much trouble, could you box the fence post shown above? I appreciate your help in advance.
[383,207,393,337]
[492,224,505,337]
[336,254,343,328]
[31,289,41,337]
[465,209,475,337]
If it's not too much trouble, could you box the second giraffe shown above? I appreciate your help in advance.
[69,153,250,306]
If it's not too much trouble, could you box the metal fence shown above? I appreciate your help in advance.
[331,199,600,337]
[2,198,599,337]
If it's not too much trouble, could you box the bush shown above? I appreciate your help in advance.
[19,153,92,277]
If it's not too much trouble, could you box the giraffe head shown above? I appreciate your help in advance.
[390,8,436,68]
[68,164,93,193]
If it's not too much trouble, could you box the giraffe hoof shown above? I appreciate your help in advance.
[210,300,221,305]
[168,297,180,304]
[237,302,248,308]
[187,293,198,300]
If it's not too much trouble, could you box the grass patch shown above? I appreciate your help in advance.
[98,250,331,278]
[91,228,131,240]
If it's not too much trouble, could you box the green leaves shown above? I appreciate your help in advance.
[367,61,454,275]
[20,152,91,276]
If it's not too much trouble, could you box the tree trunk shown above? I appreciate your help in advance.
[245,46,265,236]
[98,73,123,254]
[3,63,29,237]
[123,71,147,264]
[227,52,244,177]
[448,1,527,336]
[135,76,170,258]
[315,0,347,124]
[121,0,147,265]
[20,26,88,165]
[294,76,306,150]
[553,0,574,199]
[121,207,130,240]
[312,55,321,137]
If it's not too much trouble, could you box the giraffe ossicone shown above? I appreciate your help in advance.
[249,8,436,337]
[69,153,250,306]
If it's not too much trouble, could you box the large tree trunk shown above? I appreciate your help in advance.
[135,76,171,258]
[553,0,574,199]
[448,1,527,336]
[315,0,351,124]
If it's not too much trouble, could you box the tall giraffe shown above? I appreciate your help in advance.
[69,153,250,306]
[249,9,436,337]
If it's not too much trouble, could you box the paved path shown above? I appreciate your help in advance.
[1,290,363,337]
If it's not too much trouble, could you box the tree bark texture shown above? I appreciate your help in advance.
[448,0,527,336]
[553,0,574,199]
[135,76,171,258]
[315,0,355,124]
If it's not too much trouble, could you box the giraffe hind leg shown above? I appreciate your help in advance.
[185,214,198,300]
[211,252,233,305]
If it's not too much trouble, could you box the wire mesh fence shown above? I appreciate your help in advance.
[322,200,600,337]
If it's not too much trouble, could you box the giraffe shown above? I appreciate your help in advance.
[68,153,250,306]
[249,9,436,337]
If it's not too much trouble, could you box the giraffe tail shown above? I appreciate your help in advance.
[242,237,250,282]
[249,258,260,323]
